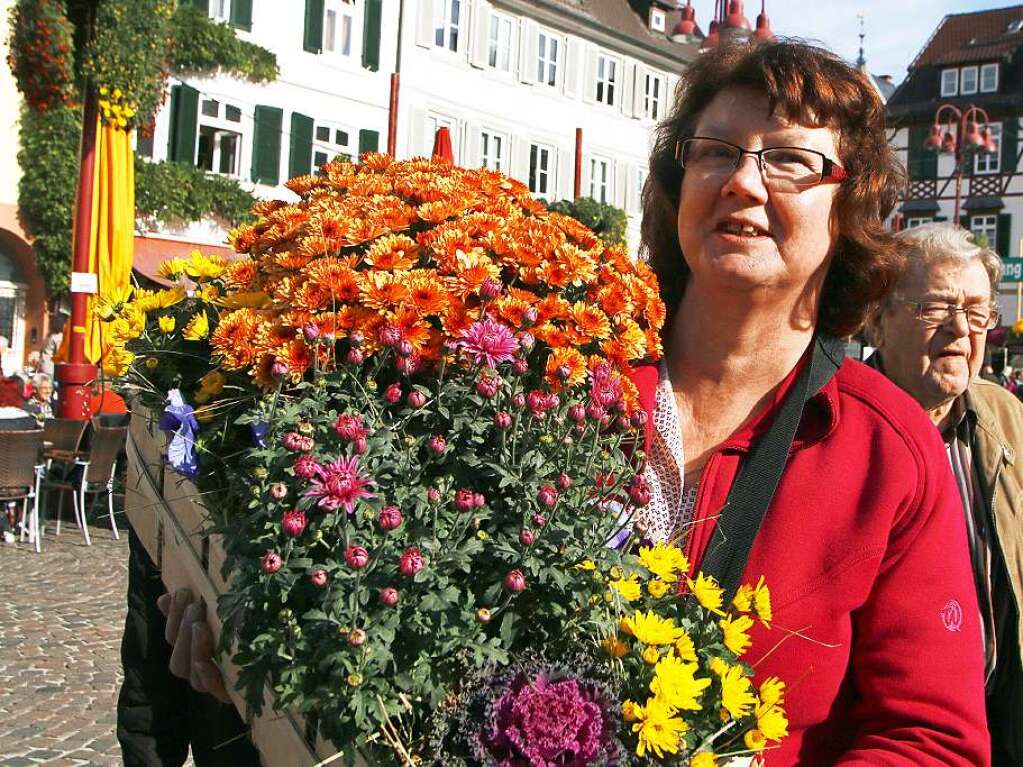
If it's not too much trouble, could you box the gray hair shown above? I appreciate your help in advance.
[32,373,52,389]
[893,223,1003,303]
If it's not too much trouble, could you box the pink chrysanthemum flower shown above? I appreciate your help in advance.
[306,455,375,515]
[456,319,520,369]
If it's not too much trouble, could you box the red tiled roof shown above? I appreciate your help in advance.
[913,4,1023,68]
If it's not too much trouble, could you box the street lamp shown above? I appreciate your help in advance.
[925,103,998,221]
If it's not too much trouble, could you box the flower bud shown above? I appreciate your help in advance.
[353,436,368,454]
[519,529,535,546]
[378,506,403,531]
[270,482,288,500]
[476,607,492,624]
[523,307,538,326]
[558,473,573,491]
[407,389,427,408]
[627,476,651,507]
[348,628,366,646]
[429,435,446,455]
[537,485,558,508]
[519,332,535,351]
[397,339,415,357]
[260,551,282,574]
[586,403,604,421]
[512,358,529,376]
[473,492,486,508]
[282,509,308,538]
[427,487,441,504]
[350,331,365,347]
[504,569,527,593]
[303,323,320,342]
[481,278,502,298]
[309,568,329,588]
[378,587,399,607]
[454,488,475,512]
[511,393,526,408]
[476,376,501,398]
[345,545,370,570]
[532,513,546,527]
[494,411,512,429]
[378,324,401,347]
[630,410,649,428]
[345,348,364,365]
[271,361,289,378]
[556,364,572,382]
[399,547,424,577]
[396,354,421,375]
[569,404,586,423]
[385,382,403,404]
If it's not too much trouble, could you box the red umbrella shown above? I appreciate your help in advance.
[431,127,453,162]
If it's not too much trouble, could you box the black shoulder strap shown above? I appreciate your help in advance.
[699,335,845,603]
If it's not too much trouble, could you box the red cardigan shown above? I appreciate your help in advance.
[631,356,990,766]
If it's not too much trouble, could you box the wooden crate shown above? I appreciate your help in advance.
[125,411,353,767]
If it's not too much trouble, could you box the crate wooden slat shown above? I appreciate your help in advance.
[125,411,347,767]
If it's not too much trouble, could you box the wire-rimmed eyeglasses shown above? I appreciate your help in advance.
[675,137,849,192]
[894,297,1000,333]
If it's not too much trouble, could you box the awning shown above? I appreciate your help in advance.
[963,196,1005,212]
[133,235,237,287]
[899,199,940,214]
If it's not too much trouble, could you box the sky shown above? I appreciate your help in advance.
[748,0,1004,84]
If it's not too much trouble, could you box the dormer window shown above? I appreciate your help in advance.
[650,8,666,32]
[1008,19,1023,33]
[981,63,999,92]
[960,65,979,94]
[941,68,958,97]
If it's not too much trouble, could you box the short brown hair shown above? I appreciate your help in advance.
[641,40,906,339]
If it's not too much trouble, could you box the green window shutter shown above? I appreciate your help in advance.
[908,125,937,179]
[289,112,314,179]
[252,105,284,186]
[185,0,210,11]
[997,213,1012,259]
[167,84,199,164]
[1001,120,1018,175]
[230,0,252,30]
[358,129,380,158]
[362,0,383,71]
[304,0,325,53]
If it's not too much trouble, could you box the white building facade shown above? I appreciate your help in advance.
[142,0,695,253]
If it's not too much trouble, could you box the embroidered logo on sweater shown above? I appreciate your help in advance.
[941,599,963,633]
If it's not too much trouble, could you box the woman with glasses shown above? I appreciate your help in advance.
[632,41,989,763]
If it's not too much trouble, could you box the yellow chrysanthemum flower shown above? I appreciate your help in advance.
[158,315,176,334]
[719,613,755,656]
[642,646,661,665]
[631,696,687,759]
[102,346,135,377]
[197,284,221,303]
[753,575,772,626]
[157,258,187,280]
[719,663,756,719]
[759,676,785,707]
[182,311,210,341]
[745,728,767,751]
[575,560,597,571]
[638,543,689,582]
[620,610,686,646]
[674,631,697,662]
[647,579,670,598]
[184,250,227,280]
[154,287,186,309]
[689,573,725,616]
[756,700,789,741]
[610,574,642,602]
[621,699,640,722]
[708,657,729,677]
[94,284,134,321]
[650,653,711,712]
[690,751,718,767]
[733,583,754,613]
[217,291,269,309]
[601,637,627,658]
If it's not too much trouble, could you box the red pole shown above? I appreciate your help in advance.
[56,89,100,420]
[574,128,582,199]
[387,73,400,156]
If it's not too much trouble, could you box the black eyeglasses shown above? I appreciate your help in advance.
[675,137,849,192]
[895,297,1000,333]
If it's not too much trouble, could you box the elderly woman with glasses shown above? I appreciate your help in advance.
[629,41,989,764]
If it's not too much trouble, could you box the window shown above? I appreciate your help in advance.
[529,143,555,199]
[313,122,352,167]
[650,9,666,32]
[981,63,999,93]
[480,130,507,171]
[975,122,1002,175]
[1010,19,1023,33]
[635,168,647,212]
[970,215,998,250]
[644,73,662,120]
[210,0,229,21]
[324,1,354,57]
[941,68,958,97]
[488,13,513,71]
[196,99,243,177]
[960,65,979,95]
[905,217,933,229]
[434,0,460,52]
[425,113,458,156]
[595,54,619,106]
[537,30,559,86]
[589,157,611,204]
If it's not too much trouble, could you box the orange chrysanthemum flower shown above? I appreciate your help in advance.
[546,347,588,388]
[361,271,411,311]
[364,234,418,271]
[570,302,612,341]
[405,272,450,317]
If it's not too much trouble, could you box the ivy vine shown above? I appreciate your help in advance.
[170,5,279,84]
[134,159,256,229]
[547,197,629,248]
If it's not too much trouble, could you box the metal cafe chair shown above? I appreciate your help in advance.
[42,417,89,463]
[43,425,127,546]
[0,430,46,554]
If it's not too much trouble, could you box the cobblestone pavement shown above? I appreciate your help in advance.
[0,521,192,766]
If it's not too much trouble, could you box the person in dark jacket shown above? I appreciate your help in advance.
[868,222,1023,766]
